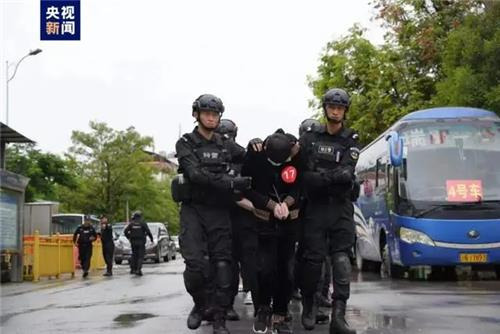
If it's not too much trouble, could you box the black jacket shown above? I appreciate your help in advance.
[124,221,154,244]
[175,127,246,205]
[99,224,114,244]
[299,124,361,201]
[73,225,97,245]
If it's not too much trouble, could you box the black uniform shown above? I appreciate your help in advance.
[124,220,154,274]
[100,223,115,274]
[298,124,360,304]
[241,143,301,317]
[73,224,97,274]
[175,128,246,321]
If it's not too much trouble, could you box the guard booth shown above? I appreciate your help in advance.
[1,123,34,282]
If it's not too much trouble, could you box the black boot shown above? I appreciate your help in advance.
[330,300,356,334]
[213,312,230,334]
[316,308,329,324]
[301,295,317,330]
[187,305,204,329]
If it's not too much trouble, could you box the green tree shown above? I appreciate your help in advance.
[5,144,77,202]
[308,0,499,145]
[433,2,500,110]
[309,25,427,144]
[68,121,179,227]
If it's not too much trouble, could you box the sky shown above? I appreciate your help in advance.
[1,0,385,156]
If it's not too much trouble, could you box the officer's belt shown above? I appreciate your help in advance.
[253,208,299,221]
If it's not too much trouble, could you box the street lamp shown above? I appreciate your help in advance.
[5,48,43,125]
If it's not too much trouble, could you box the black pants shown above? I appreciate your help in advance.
[317,256,332,297]
[299,199,354,302]
[256,221,297,316]
[229,209,259,312]
[102,242,115,273]
[179,203,233,315]
[130,242,146,272]
[78,243,93,272]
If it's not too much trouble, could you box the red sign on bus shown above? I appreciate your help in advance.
[446,180,483,202]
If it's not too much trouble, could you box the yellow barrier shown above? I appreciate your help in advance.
[23,231,106,282]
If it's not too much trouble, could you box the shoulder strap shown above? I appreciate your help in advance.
[182,132,202,147]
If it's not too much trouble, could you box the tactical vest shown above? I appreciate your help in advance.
[307,126,354,172]
[183,132,231,174]
[181,132,232,205]
[306,126,356,199]
[79,227,93,243]
[129,222,144,240]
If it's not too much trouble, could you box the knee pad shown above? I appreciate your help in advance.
[215,260,232,289]
[184,269,205,295]
[332,252,351,285]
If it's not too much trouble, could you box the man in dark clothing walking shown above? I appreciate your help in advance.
[241,130,301,334]
[173,94,249,334]
[73,215,97,278]
[124,211,153,276]
[99,215,114,276]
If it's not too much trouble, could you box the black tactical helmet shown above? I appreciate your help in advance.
[83,214,92,223]
[322,88,350,110]
[131,210,142,221]
[192,94,225,115]
[299,118,321,137]
[216,119,238,140]
[265,132,295,166]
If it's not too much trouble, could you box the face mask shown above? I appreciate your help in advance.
[267,156,291,166]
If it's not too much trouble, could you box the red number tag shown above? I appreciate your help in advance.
[281,166,297,184]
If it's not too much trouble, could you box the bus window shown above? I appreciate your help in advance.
[51,214,100,234]
[401,120,500,203]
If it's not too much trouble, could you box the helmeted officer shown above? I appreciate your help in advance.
[241,130,301,334]
[299,118,321,137]
[298,88,360,334]
[174,94,250,334]
[98,215,114,276]
[124,211,153,276]
[73,215,97,278]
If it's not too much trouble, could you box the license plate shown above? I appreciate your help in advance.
[459,253,488,263]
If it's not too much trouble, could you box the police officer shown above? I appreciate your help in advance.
[298,88,360,334]
[241,130,301,334]
[124,211,153,276]
[73,215,97,278]
[99,215,114,276]
[174,94,250,334]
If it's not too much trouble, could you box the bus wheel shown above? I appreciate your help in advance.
[381,244,405,279]
[496,265,500,280]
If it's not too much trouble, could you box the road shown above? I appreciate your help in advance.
[1,257,500,334]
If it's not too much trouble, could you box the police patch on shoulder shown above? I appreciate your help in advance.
[350,147,360,160]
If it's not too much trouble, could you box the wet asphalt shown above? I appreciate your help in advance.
[1,256,500,334]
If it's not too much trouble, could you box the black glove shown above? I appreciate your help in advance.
[231,176,252,191]
[248,138,264,152]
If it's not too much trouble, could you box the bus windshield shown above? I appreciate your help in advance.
[400,119,500,204]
